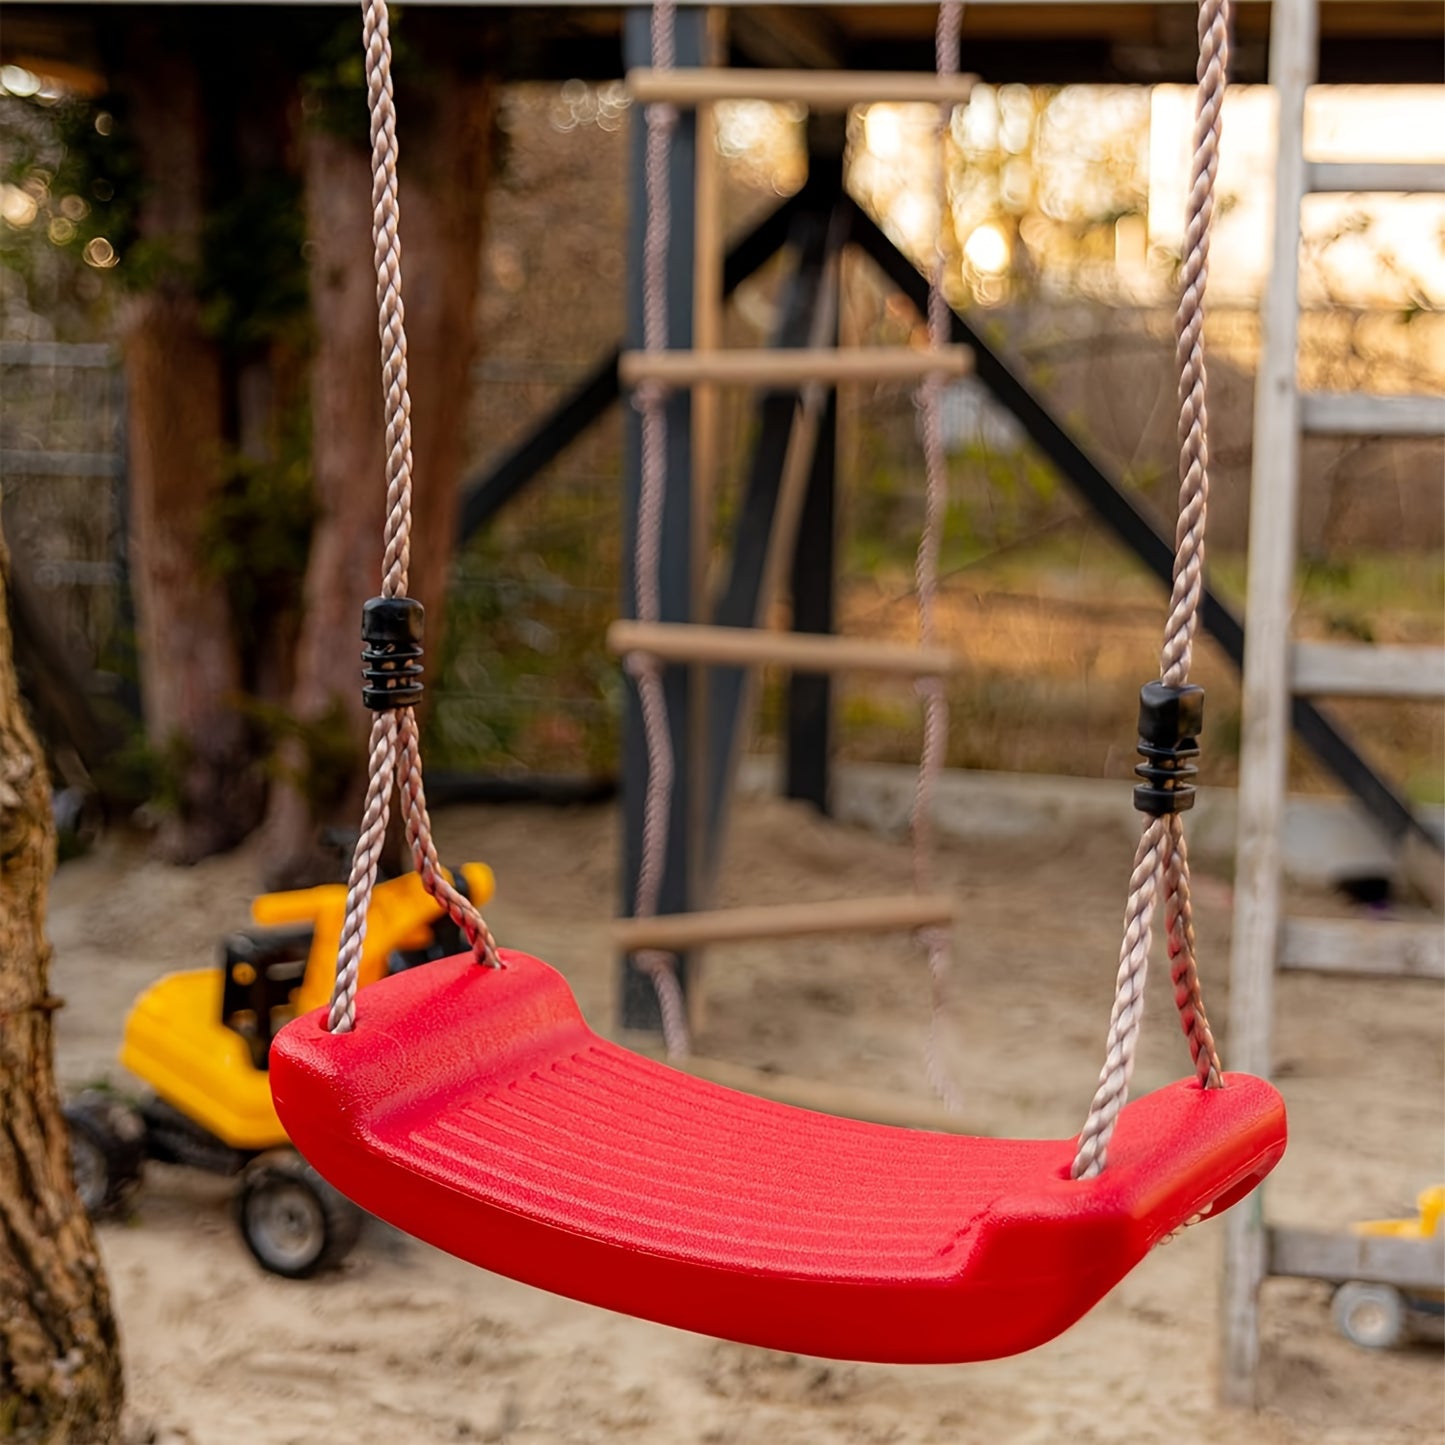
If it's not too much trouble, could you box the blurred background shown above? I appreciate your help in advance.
[2,6,1440,875]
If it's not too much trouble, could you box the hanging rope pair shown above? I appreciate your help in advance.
[268,0,1285,1369]
[328,0,1232,1190]
[1070,0,1230,1176]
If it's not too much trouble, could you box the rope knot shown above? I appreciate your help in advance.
[912,372,946,413]
[624,651,662,685]
[915,923,951,953]
[644,100,680,136]
[632,948,675,980]
[632,379,672,414]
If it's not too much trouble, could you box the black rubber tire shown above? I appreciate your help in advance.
[63,1091,147,1217]
[1332,1281,1409,1350]
[235,1149,364,1279]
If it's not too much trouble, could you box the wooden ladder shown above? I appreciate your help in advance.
[614,60,972,953]
[1221,0,1445,1404]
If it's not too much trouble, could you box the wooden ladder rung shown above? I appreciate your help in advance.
[1268,1225,1445,1291]
[1299,392,1445,437]
[614,894,957,952]
[627,67,977,110]
[607,621,959,676]
[1306,161,1445,194]
[1279,918,1445,979]
[619,346,972,390]
[1290,642,1445,700]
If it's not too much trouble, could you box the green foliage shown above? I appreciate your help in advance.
[97,730,190,818]
[197,172,310,353]
[301,9,415,143]
[242,695,359,813]
[0,90,140,257]
[199,412,316,647]
[0,78,311,351]
[0,85,141,332]
[431,499,624,777]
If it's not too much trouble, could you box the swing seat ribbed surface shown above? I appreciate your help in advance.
[270,950,1285,1363]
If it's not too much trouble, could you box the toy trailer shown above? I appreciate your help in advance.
[1268,1189,1445,1349]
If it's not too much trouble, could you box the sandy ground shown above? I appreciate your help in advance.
[46,794,1444,1445]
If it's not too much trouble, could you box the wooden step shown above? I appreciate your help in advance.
[620,346,972,390]
[614,893,957,952]
[1306,161,1445,194]
[1299,392,1445,437]
[1290,642,1445,700]
[1279,918,1444,979]
[0,448,123,479]
[607,620,959,676]
[1268,1225,1445,1291]
[627,67,977,110]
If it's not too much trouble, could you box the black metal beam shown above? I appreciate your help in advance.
[784,381,837,813]
[702,203,839,861]
[845,195,1439,853]
[457,352,619,540]
[492,27,1445,87]
[456,182,814,543]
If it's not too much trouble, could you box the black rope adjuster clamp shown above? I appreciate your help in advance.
[1133,681,1203,816]
[361,596,425,709]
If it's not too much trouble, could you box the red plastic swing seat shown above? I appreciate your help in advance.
[270,949,1285,1363]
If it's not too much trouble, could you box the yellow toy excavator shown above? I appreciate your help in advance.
[65,862,493,1278]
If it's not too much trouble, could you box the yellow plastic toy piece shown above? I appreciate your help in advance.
[119,863,495,1151]
[1353,1186,1445,1241]
[251,863,495,1015]
[121,968,285,1149]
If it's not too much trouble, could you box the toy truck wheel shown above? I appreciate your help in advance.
[236,1150,364,1279]
[1332,1282,1408,1350]
[63,1091,146,1217]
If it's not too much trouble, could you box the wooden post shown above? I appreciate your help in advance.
[1221,0,1317,1408]
[691,10,726,602]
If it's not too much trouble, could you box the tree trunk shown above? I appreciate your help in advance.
[0,533,124,1442]
[118,27,264,863]
[262,54,497,885]
[399,57,498,652]
[261,125,389,886]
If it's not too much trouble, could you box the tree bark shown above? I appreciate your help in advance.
[118,27,264,863]
[261,125,389,886]
[262,55,497,885]
[0,534,124,1442]
[399,58,498,650]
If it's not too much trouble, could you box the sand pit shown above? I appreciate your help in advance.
[46,794,1443,1444]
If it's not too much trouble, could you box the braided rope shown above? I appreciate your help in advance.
[327,0,498,1034]
[329,711,398,1032]
[910,1,965,1112]
[624,0,689,1058]
[1162,811,1222,1088]
[364,0,413,602]
[397,708,499,962]
[1071,0,1229,1175]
